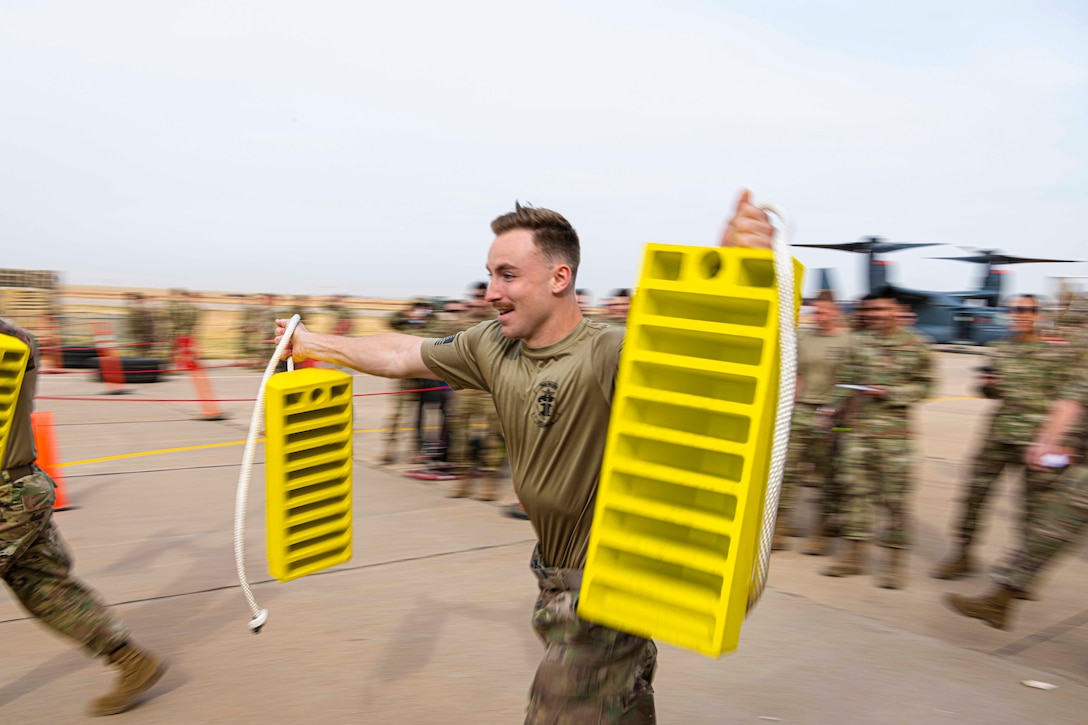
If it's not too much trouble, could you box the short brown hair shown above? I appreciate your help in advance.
[491,202,580,279]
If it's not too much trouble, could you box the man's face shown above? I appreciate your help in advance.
[869,298,898,333]
[813,300,836,332]
[1008,297,1039,336]
[613,296,630,321]
[468,288,488,313]
[486,229,563,342]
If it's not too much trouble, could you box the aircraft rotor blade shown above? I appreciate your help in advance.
[930,254,1083,265]
[792,241,941,253]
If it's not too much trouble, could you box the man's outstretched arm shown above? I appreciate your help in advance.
[274,320,436,379]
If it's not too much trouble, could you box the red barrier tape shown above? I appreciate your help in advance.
[35,385,451,404]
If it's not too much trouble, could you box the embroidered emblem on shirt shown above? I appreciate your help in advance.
[532,380,559,428]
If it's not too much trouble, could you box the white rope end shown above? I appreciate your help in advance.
[249,609,269,634]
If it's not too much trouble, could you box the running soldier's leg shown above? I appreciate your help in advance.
[1022,463,1063,552]
[0,471,129,657]
[527,587,657,725]
[992,465,1088,592]
[956,438,1016,547]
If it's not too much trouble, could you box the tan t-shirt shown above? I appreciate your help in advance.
[796,329,854,405]
[421,318,622,569]
[0,323,38,470]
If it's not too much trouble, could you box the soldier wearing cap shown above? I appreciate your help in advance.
[932,294,1085,581]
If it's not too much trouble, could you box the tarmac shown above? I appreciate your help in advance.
[0,350,1086,724]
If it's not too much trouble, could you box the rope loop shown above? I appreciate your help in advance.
[233,314,300,632]
[747,207,797,614]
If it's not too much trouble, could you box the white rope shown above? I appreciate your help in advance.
[233,314,300,633]
[747,207,797,613]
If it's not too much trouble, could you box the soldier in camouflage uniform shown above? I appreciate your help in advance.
[932,295,1083,580]
[822,288,934,588]
[442,287,506,500]
[945,361,1088,630]
[0,318,167,716]
[776,291,854,554]
[382,299,435,464]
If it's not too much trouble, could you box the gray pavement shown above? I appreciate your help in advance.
[1,351,1085,723]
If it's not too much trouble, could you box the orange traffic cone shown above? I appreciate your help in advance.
[180,342,226,421]
[31,411,72,510]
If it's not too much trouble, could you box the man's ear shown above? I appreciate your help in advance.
[551,264,573,296]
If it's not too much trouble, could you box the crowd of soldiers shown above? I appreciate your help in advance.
[779,284,1088,631]
[124,279,1088,629]
[123,289,204,367]
[122,290,354,367]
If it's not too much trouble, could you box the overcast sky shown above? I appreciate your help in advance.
[2,1,1086,302]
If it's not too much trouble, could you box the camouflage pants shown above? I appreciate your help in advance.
[446,391,505,476]
[993,464,1088,591]
[838,434,914,548]
[781,404,841,524]
[955,438,1061,547]
[527,547,657,725]
[0,468,129,657]
[384,380,420,453]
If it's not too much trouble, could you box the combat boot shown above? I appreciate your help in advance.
[878,548,907,589]
[943,586,1017,630]
[822,540,865,577]
[89,643,168,716]
[930,546,977,580]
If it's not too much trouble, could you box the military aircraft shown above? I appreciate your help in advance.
[795,237,1081,344]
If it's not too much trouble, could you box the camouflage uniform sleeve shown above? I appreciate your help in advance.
[884,332,934,406]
